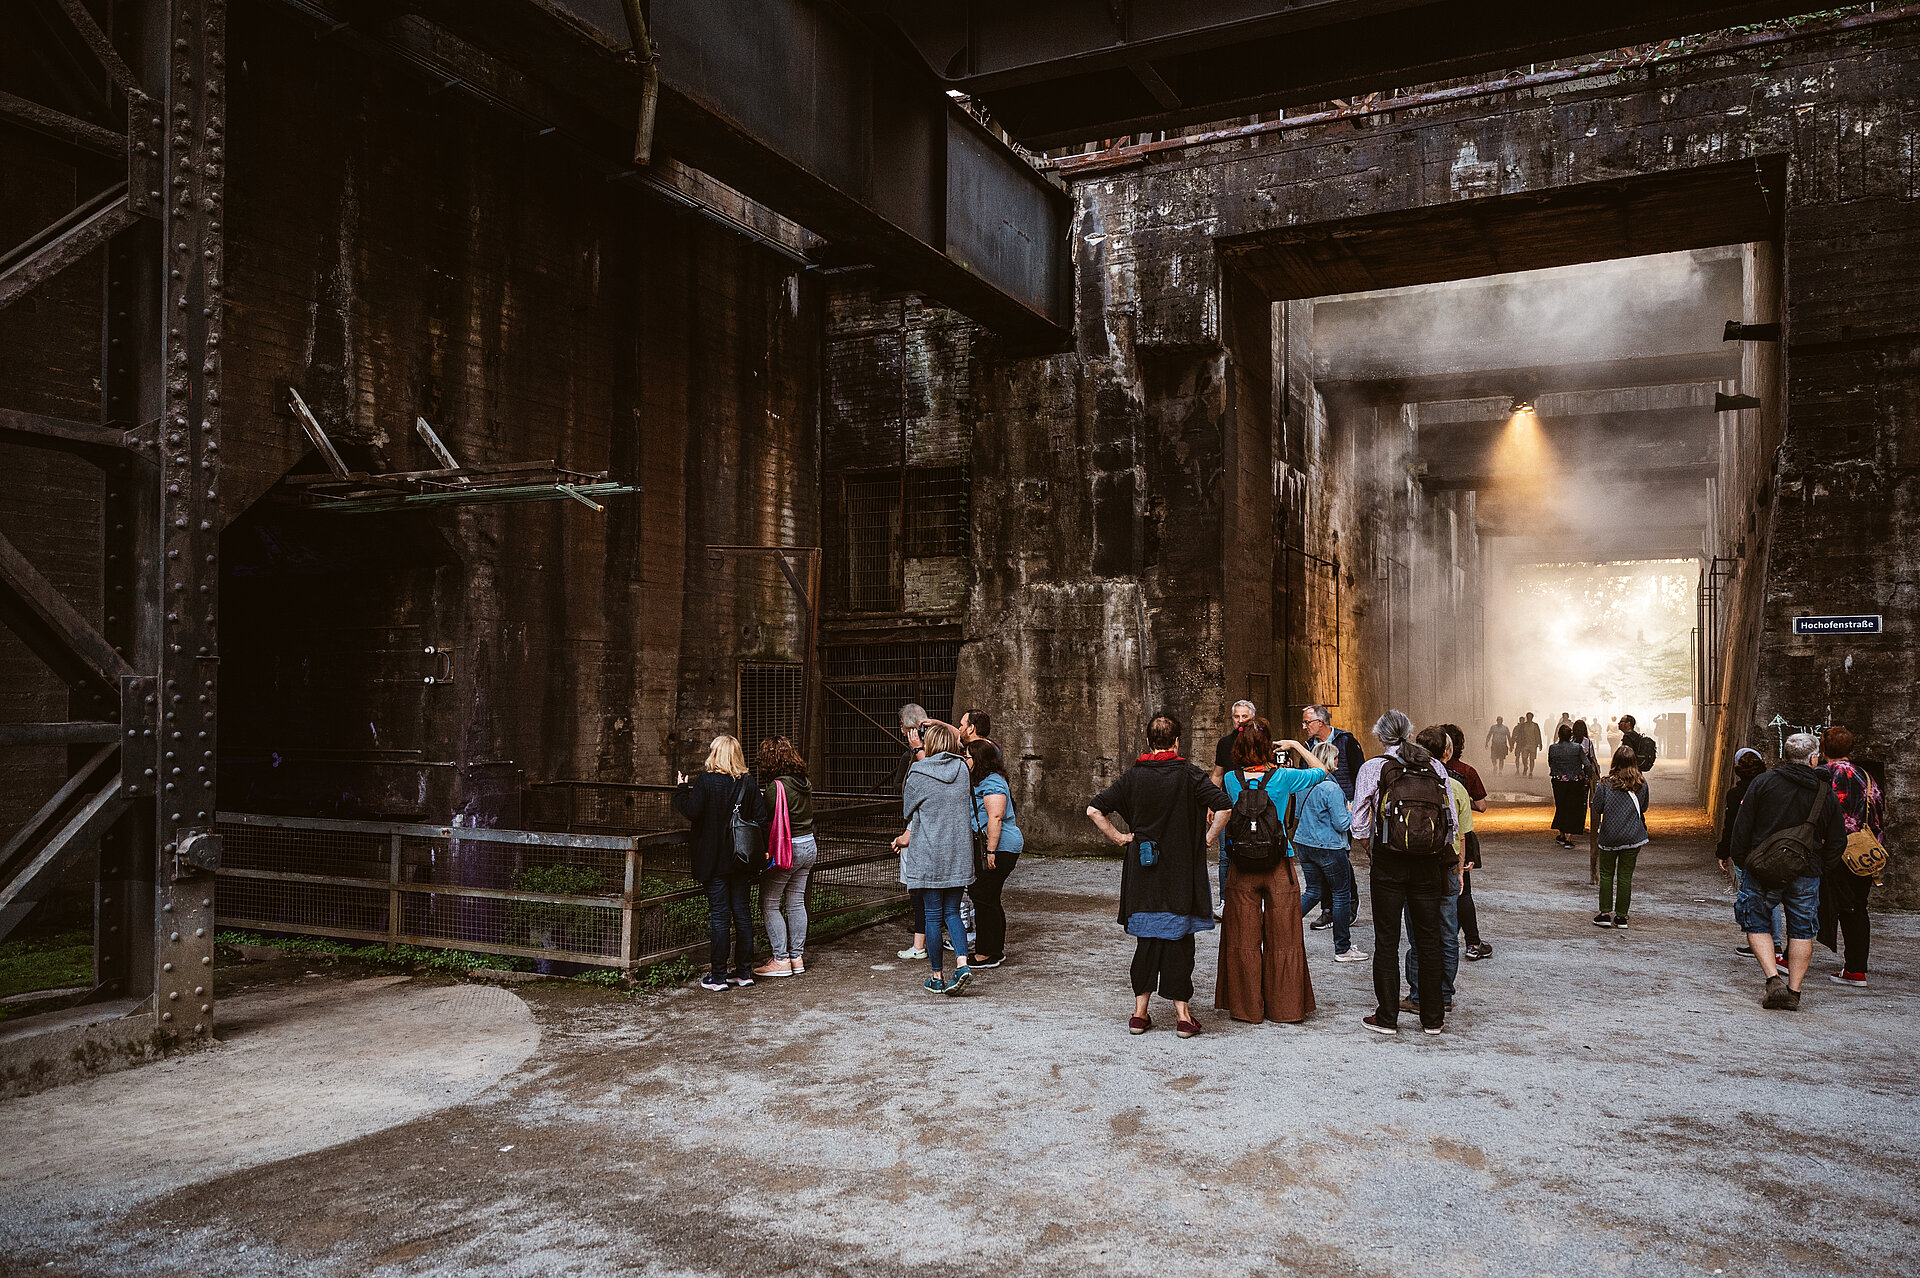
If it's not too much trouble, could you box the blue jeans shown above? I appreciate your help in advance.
[1736,869,1819,941]
[705,872,755,977]
[1297,844,1357,952]
[1405,872,1461,1002]
[922,887,969,974]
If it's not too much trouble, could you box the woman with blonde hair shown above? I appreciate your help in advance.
[675,734,768,991]
[890,719,977,995]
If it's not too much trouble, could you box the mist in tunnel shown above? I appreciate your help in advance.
[1485,559,1697,753]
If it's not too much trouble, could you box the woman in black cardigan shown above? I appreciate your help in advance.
[675,735,769,991]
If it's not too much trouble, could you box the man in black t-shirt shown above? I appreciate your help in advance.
[1209,700,1257,787]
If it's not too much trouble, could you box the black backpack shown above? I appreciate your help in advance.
[1632,733,1658,770]
[1374,757,1451,857]
[1225,769,1287,872]
[1747,784,1834,889]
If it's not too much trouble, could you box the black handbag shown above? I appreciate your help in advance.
[970,786,989,876]
[728,776,762,870]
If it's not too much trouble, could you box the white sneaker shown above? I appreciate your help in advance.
[897,947,927,960]
[1334,949,1369,963]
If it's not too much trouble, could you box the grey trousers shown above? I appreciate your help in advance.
[762,834,818,959]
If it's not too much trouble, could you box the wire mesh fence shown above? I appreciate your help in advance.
[214,795,909,972]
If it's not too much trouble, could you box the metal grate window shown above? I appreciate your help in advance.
[738,661,805,758]
[822,640,959,793]
[840,474,903,612]
[905,466,969,557]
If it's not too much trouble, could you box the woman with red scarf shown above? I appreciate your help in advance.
[1087,713,1233,1039]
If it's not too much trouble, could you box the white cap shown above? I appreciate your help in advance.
[1734,747,1762,765]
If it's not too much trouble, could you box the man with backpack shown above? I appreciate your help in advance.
[1728,732,1849,1010]
[1619,715,1658,772]
[1350,710,1458,1035]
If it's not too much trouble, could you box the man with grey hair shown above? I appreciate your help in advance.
[1209,699,1259,787]
[1728,732,1848,1010]
[1350,709,1457,1034]
[1297,703,1366,931]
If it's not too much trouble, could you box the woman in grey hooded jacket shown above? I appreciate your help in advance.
[891,720,978,995]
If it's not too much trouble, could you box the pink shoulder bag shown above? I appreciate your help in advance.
[767,780,794,871]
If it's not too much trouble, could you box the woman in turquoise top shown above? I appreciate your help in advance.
[1216,720,1328,1023]
[966,740,1023,968]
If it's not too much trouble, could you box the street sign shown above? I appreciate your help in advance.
[1792,615,1882,636]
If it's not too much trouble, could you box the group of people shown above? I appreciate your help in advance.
[1088,704,1495,1037]
[671,692,1888,1027]
[1717,725,1885,1008]
[673,706,1025,994]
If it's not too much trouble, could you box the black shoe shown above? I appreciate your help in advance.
[1593,913,1614,928]
[972,955,1005,969]
[1737,944,1755,956]
[1761,975,1794,1010]
[1310,914,1335,930]
[1612,916,1628,931]
[728,972,755,987]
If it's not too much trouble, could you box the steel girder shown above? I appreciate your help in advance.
[317,0,1073,350]
[858,0,1821,147]
[0,0,225,1037]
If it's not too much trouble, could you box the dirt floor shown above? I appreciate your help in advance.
[4,768,1917,1277]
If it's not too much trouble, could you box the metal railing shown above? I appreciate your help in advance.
[214,788,909,971]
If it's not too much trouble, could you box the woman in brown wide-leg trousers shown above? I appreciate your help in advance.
[1216,854,1316,1023]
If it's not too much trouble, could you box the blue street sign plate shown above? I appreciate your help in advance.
[1792,614,1881,636]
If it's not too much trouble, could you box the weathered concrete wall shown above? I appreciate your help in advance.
[212,4,817,822]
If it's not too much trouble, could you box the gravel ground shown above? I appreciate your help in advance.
[3,784,1915,1278]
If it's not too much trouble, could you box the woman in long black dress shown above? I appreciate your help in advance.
[1547,722,1589,850]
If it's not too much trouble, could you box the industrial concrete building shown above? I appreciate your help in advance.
[3,1,1916,1043]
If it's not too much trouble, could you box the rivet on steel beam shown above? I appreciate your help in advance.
[202,956,211,965]
[163,1012,172,1021]
[162,903,172,912]
[163,962,173,972]
[195,1024,205,1035]
[202,900,210,908]
[170,932,179,941]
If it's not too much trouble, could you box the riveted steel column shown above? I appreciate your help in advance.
[138,0,226,1039]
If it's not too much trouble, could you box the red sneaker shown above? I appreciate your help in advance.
[1127,1015,1152,1034]
[1829,970,1868,988]
[1175,1019,1202,1039]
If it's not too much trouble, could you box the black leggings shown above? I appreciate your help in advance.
[970,852,1020,958]
[1130,935,1196,1002]
[1457,869,1481,945]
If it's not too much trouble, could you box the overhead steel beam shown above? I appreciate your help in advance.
[1320,352,1740,408]
[860,1,1821,147]
[0,722,123,746]
[381,0,1072,349]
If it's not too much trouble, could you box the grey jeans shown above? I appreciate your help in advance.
[762,834,818,959]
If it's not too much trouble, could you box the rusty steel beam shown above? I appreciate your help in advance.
[0,88,126,156]
[0,405,144,456]
[0,722,123,746]
[0,184,138,311]
[0,527,138,691]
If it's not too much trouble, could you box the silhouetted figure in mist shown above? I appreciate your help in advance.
[1512,713,1542,777]
[1485,717,1511,774]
